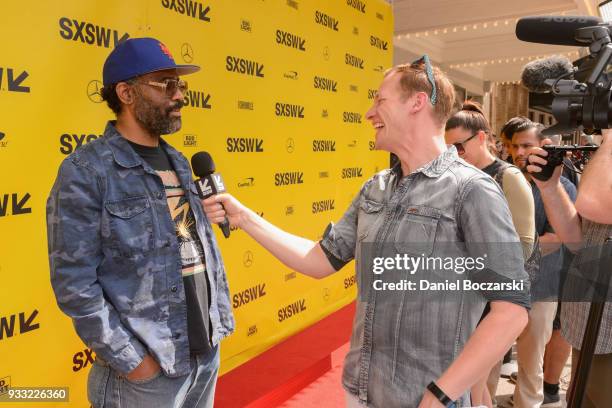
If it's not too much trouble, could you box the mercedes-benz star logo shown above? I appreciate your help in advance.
[181,43,194,63]
[243,251,254,267]
[87,80,104,103]
[286,138,295,153]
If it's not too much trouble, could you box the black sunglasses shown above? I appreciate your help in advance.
[453,132,478,155]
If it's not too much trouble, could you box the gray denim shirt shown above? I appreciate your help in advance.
[320,147,530,407]
[46,122,234,377]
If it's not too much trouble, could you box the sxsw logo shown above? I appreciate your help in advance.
[161,0,211,22]
[278,299,307,322]
[315,10,339,31]
[274,171,304,186]
[342,167,363,178]
[59,133,101,155]
[0,68,30,93]
[226,56,264,77]
[313,76,337,92]
[233,283,267,308]
[275,30,306,51]
[184,90,211,109]
[312,140,336,152]
[183,134,198,147]
[0,309,39,340]
[368,89,378,100]
[59,17,129,48]
[370,35,388,50]
[73,348,96,372]
[0,193,32,217]
[347,0,366,13]
[312,199,335,214]
[345,53,364,69]
[275,103,304,119]
[343,111,362,123]
[238,100,254,110]
[226,137,264,153]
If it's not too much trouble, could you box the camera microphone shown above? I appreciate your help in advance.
[521,55,575,93]
[516,15,603,46]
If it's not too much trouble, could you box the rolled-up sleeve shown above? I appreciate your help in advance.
[46,157,146,374]
[458,175,531,309]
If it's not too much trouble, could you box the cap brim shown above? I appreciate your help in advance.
[147,64,201,77]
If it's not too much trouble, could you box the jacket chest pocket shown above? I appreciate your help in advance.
[394,205,440,256]
[357,199,384,242]
[104,196,154,258]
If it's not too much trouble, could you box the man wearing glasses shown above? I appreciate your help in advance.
[47,38,234,407]
[203,57,530,407]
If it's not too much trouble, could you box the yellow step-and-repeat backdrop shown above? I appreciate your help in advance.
[0,0,392,406]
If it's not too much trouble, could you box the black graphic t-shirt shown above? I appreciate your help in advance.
[128,141,211,354]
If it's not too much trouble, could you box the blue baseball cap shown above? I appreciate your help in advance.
[102,37,200,86]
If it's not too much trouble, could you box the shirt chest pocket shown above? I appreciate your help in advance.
[104,196,154,258]
[357,199,384,241]
[394,205,440,256]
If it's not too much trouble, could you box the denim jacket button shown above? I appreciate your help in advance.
[170,286,178,293]
[174,332,181,339]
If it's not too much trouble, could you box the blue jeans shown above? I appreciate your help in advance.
[88,346,220,408]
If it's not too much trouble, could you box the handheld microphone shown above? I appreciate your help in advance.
[516,15,603,46]
[521,55,575,92]
[191,151,231,239]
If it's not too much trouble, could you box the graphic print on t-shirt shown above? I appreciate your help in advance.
[157,169,206,278]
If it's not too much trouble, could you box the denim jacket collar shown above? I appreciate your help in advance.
[392,145,459,179]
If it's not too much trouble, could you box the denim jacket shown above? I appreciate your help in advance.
[321,147,530,407]
[47,122,234,377]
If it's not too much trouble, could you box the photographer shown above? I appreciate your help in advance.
[574,130,612,224]
[527,138,612,408]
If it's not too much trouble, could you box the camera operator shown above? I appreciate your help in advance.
[574,130,612,224]
[526,136,612,408]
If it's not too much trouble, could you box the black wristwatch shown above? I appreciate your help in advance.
[426,381,455,407]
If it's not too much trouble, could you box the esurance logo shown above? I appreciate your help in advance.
[345,53,364,69]
[347,0,366,13]
[59,133,102,155]
[343,111,362,123]
[184,90,211,109]
[315,11,339,31]
[161,0,211,22]
[275,30,306,51]
[226,56,264,77]
[275,103,304,119]
[233,283,267,308]
[278,299,307,322]
[226,137,264,153]
[341,167,363,178]
[370,35,388,50]
[0,68,30,93]
[312,139,336,152]
[59,17,129,48]
[274,171,304,186]
[313,75,337,92]
[312,199,335,214]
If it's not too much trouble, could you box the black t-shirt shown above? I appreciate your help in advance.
[128,141,211,354]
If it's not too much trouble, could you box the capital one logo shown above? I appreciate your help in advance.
[0,68,30,93]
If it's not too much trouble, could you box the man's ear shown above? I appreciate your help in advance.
[116,82,134,105]
[410,92,429,113]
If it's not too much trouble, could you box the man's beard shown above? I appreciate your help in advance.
[133,92,183,136]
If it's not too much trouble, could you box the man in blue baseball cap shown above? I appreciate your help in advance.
[47,37,234,408]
